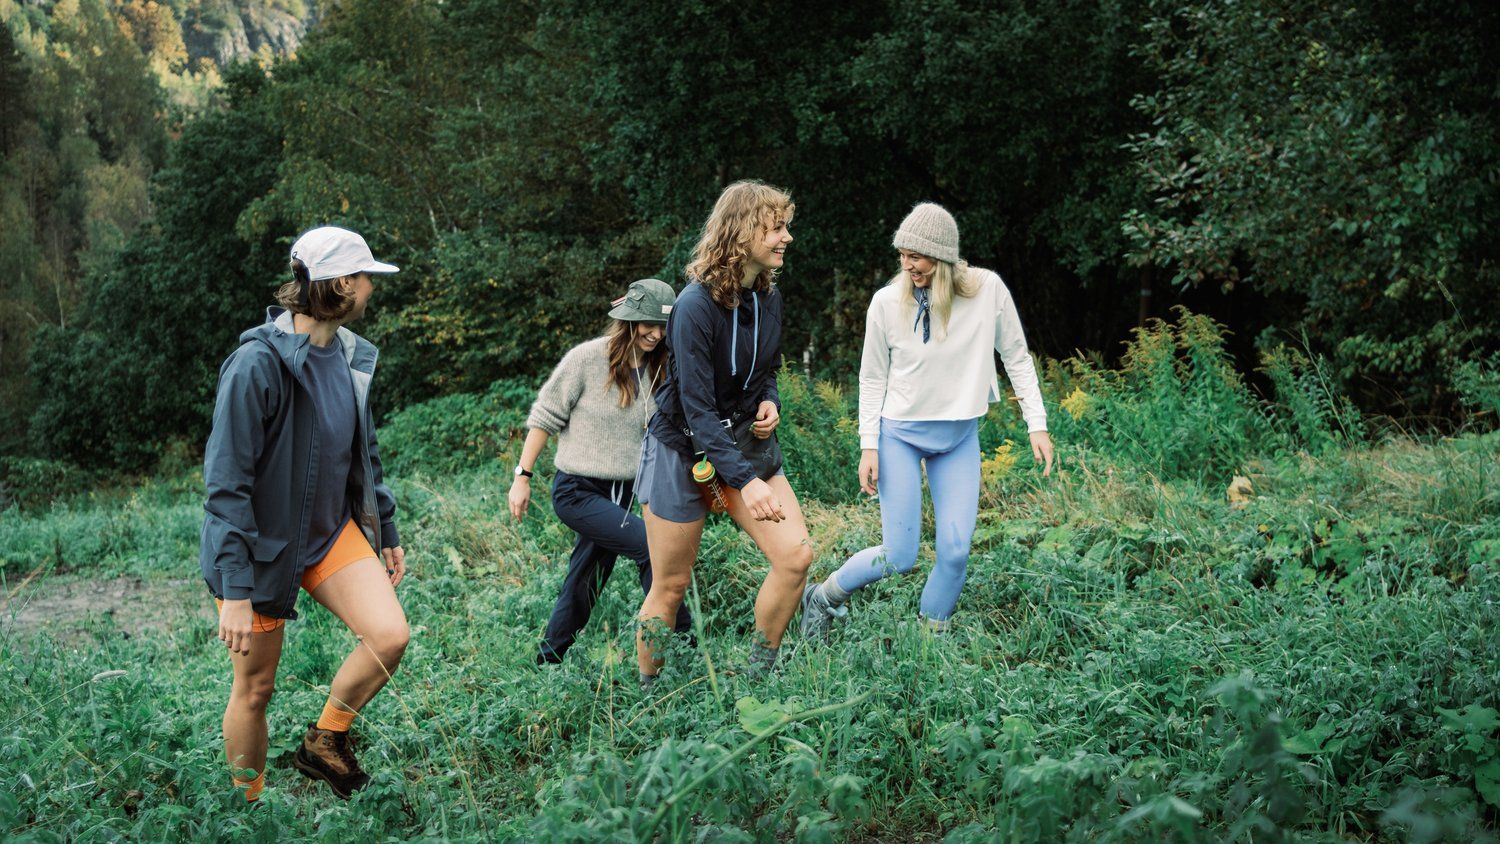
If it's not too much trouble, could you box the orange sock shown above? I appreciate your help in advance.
[316,699,358,732]
[233,771,265,802]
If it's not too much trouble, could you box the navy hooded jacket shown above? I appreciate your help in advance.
[649,280,782,490]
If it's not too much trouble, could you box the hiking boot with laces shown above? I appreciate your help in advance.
[293,724,370,799]
[799,581,847,641]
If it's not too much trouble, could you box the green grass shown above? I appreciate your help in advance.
[2,429,1497,841]
[3,315,1498,840]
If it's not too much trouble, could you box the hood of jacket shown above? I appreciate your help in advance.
[238,307,379,412]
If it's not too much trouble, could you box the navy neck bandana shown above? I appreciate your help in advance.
[912,286,931,343]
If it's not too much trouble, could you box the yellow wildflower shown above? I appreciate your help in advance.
[1060,387,1094,421]
[981,441,1019,487]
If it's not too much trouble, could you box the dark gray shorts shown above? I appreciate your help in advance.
[636,432,786,524]
[635,432,708,523]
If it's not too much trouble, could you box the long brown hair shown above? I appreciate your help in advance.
[605,320,668,407]
[274,258,359,321]
[684,180,795,309]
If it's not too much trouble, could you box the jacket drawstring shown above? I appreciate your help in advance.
[743,291,759,390]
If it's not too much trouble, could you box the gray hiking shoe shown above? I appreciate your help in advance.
[800,581,847,641]
[744,643,780,680]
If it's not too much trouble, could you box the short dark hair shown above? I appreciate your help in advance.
[275,258,359,321]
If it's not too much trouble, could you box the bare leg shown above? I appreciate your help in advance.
[308,557,410,715]
[636,504,704,676]
[725,475,814,649]
[224,626,285,779]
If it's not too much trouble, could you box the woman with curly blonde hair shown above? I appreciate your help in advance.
[634,180,811,685]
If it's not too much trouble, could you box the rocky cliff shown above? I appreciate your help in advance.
[182,0,318,66]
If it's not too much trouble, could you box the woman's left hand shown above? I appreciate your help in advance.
[752,401,780,439]
[382,545,407,587]
[1029,431,1055,477]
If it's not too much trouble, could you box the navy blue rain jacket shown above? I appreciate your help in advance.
[199,308,400,619]
[649,280,783,489]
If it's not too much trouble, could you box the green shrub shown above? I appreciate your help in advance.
[1452,353,1500,424]
[376,377,541,478]
[776,373,863,506]
[1049,308,1270,481]
[0,456,97,512]
[1259,343,1365,454]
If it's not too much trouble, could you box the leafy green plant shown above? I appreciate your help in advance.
[1047,308,1271,481]
[1452,353,1500,424]
[376,376,539,477]
[1437,704,1500,810]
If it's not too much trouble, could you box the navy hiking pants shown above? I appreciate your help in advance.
[538,470,692,663]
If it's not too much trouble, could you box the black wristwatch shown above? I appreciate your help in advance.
[514,465,534,479]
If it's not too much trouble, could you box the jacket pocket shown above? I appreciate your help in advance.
[252,535,289,563]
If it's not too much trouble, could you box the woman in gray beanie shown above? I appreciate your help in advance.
[510,278,692,664]
[801,202,1054,635]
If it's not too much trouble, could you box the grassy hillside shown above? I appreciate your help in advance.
[2,318,1498,840]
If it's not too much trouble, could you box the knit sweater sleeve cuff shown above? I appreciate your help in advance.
[526,406,564,435]
[381,521,401,549]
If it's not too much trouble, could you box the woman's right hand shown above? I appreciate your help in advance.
[858,449,879,496]
[508,477,531,521]
[219,599,254,656]
[739,477,785,522]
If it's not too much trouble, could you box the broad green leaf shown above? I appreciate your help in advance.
[736,696,791,736]
[1283,721,1337,755]
[1476,759,1500,808]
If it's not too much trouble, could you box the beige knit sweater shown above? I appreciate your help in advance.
[526,336,657,480]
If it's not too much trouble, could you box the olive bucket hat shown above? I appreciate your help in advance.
[608,278,676,323]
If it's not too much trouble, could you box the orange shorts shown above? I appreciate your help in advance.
[215,520,378,633]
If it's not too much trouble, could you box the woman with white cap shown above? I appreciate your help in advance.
[800,203,1054,636]
[201,225,409,802]
[509,278,692,664]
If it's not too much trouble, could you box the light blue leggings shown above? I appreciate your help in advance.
[832,417,980,620]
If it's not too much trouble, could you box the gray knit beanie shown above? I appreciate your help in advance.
[892,202,961,264]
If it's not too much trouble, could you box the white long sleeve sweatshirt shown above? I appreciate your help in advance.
[857,268,1047,449]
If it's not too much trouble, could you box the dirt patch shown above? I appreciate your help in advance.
[0,575,213,645]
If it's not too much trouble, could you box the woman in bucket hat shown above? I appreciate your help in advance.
[201,225,409,802]
[511,278,692,664]
[634,180,812,685]
[800,202,1054,637]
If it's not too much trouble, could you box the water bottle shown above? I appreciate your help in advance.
[692,456,729,514]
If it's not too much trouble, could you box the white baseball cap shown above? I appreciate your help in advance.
[290,226,399,281]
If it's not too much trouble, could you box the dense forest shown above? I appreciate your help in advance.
[4,2,1500,840]
[0,0,318,458]
[1,0,1496,480]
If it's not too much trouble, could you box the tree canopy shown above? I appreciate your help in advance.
[6,0,1497,470]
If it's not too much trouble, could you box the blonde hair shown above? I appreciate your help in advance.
[684,180,795,309]
[604,320,667,408]
[891,257,979,339]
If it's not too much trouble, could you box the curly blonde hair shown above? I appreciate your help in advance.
[684,180,795,309]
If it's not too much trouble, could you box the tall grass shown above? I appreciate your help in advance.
[2,311,1497,841]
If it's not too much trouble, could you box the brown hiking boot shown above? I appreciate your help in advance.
[293,724,370,799]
